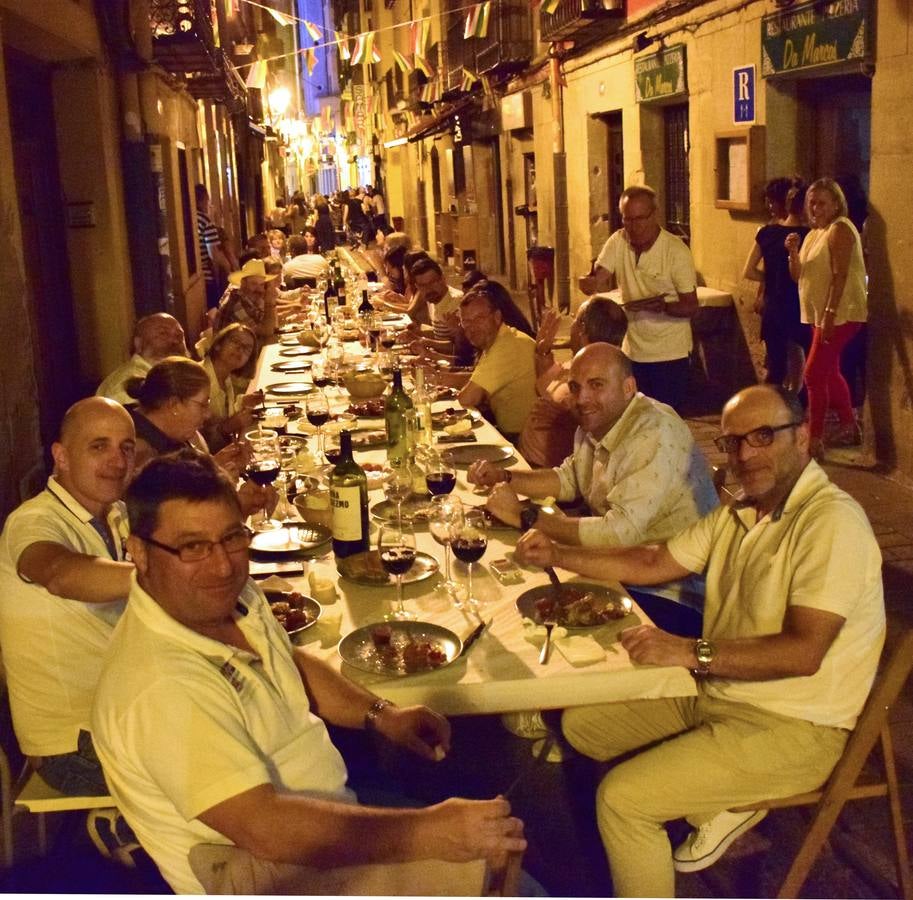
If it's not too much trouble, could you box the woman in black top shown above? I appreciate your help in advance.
[742,178,810,390]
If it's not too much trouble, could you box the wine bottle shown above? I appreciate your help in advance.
[323,278,334,320]
[358,289,373,317]
[384,368,414,466]
[412,367,434,450]
[334,262,346,304]
[329,431,369,558]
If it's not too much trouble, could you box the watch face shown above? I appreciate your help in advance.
[696,640,714,664]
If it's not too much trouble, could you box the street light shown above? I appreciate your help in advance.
[268,86,291,118]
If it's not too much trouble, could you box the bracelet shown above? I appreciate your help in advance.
[825,306,838,315]
[364,698,395,731]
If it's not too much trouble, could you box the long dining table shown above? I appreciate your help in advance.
[248,319,698,717]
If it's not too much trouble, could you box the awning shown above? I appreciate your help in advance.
[406,97,475,143]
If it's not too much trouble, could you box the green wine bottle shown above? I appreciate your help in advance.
[329,431,369,558]
[384,368,414,466]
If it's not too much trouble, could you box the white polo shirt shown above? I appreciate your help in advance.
[429,285,463,342]
[0,478,128,756]
[667,460,885,729]
[92,576,351,895]
[596,228,697,363]
[554,393,718,546]
[95,354,151,406]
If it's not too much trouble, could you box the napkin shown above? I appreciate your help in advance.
[554,634,605,667]
[258,575,295,593]
[443,418,472,436]
[308,565,337,604]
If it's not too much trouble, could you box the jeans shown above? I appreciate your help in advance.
[37,730,109,796]
[804,322,863,440]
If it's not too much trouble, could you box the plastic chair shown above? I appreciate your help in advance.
[732,628,913,899]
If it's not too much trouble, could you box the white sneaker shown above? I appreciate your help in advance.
[672,809,767,873]
[500,711,549,740]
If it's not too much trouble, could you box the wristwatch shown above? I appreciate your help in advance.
[519,501,540,532]
[692,639,715,677]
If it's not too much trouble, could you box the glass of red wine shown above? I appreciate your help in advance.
[424,452,456,497]
[323,431,342,467]
[452,508,487,610]
[305,390,330,456]
[246,430,282,531]
[378,522,417,620]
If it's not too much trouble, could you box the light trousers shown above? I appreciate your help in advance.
[562,694,848,898]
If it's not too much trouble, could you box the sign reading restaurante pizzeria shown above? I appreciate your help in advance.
[634,44,687,103]
[761,0,871,77]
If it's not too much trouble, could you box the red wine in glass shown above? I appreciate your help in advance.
[247,460,280,486]
[380,545,417,576]
[325,447,342,465]
[426,471,456,495]
[380,335,396,350]
[307,409,329,428]
[313,374,333,388]
[452,536,486,564]
[369,328,382,350]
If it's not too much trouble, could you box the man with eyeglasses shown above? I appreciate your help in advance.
[579,185,698,411]
[514,384,884,896]
[0,397,136,797]
[92,450,526,895]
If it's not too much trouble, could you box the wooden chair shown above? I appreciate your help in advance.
[732,628,913,899]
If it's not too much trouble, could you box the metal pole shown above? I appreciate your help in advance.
[550,55,570,312]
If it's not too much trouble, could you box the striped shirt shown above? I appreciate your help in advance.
[196,211,220,284]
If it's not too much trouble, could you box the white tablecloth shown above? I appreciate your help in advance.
[251,337,697,715]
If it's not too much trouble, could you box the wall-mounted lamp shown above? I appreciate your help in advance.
[633,32,657,53]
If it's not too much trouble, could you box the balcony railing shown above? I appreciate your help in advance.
[475,0,533,76]
[540,0,624,42]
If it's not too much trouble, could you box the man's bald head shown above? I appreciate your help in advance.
[570,341,633,380]
[568,343,637,440]
[722,384,805,426]
[59,396,133,446]
[133,314,187,362]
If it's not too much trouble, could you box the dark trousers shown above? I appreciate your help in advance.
[37,729,109,796]
[631,357,690,411]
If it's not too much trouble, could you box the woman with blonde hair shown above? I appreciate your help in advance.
[787,177,868,457]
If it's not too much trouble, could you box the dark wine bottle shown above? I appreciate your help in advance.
[329,431,369,558]
[358,289,373,317]
[384,368,414,466]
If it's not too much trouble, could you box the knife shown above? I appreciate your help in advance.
[459,618,491,657]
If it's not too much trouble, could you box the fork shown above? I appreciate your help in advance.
[539,620,556,665]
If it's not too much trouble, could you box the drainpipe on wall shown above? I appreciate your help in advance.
[550,53,570,313]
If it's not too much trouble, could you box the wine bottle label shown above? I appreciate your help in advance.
[331,485,364,541]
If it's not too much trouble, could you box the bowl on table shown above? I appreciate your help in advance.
[343,372,388,399]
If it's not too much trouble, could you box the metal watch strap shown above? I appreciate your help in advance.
[519,501,539,532]
[364,698,395,730]
[692,639,715,677]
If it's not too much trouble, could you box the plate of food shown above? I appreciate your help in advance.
[351,430,387,449]
[431,386,459,402]
[278,346,319,358]
[370,496,434,525]
[249,524,332,554]
[515,582,635,629]
[336,550,439,586]
[361,461,386,490]
[271,359,312,373]
[348,397,387,418]
[430,407,482,429]
[338,621,461,676]
[265,381,316,397]
[265,590,321,636]
[278,333,305,345]
[442,444,515,467]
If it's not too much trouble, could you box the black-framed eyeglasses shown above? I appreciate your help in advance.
[713,422,803,454]
[140,526,252,562]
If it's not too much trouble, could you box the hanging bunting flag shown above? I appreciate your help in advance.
[393,49,413,73]
[410,20,430,58]
[303,20,322,42]
[420,81,440,104]
[266,7,295,26]
[371,47,381,63]
[479,72,495,103]
[244,59,268,89]
[413,54,434,78]
[540,0,561,14]
[305,47,318,75]
[350,31,375,65]
[335,31,351,60]
[461,67,479,92]
[464,2,491,40]
[322,106,334,131]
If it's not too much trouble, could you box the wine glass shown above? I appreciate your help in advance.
[246,430,282,531]
[384,463,414,528]
[274,440,299,517]
[312,316,330,350]
[429,495,464,607]
[326,340,346,392]
[378,522,417,621]
[323,430,342,467]
[305,390,330,456]
[452,508,488,610]
[424,451,456,497]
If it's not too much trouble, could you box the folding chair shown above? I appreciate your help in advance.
[732,628,913,899]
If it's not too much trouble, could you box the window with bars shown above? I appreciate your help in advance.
[663,104,690,241]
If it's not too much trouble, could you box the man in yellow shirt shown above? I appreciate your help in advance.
[458,286,537,441]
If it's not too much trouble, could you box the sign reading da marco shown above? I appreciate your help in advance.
[634,44,687,103]
[761,0,871,77]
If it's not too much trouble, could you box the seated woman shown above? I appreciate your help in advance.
[198,324,262,452]
[267,229,287,261]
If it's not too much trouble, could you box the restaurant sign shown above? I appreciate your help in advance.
[761,0,871,78]
[634,44,687,103]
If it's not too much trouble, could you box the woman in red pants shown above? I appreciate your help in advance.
[786,178,868,460]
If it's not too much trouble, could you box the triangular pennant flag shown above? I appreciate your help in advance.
[480,73,495,103]
[461,67,479,92]
[244,59,268,89]
[335,31,351,60]
[541,0,560,13]
[413,54,434,78]
[266,8,295,26]
[371,47,381,63]
[305,47,317,75]
[350,31,375,65]
[393,49,413,73]
[303,20,322,42]
[464,2,491,39]
[410,20,429,57]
